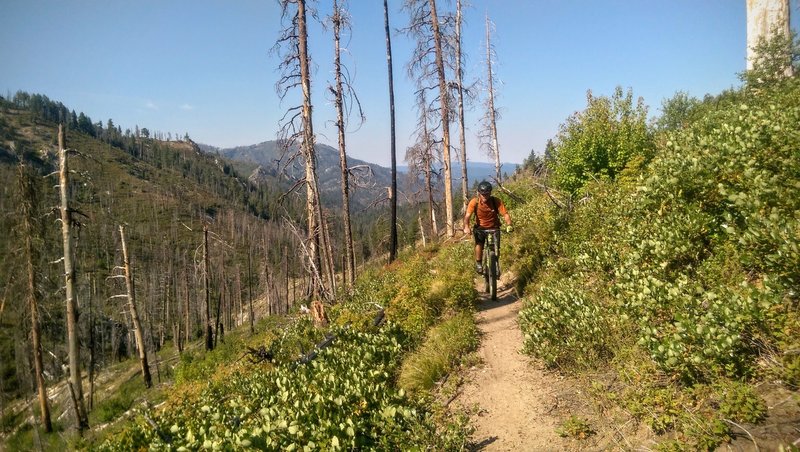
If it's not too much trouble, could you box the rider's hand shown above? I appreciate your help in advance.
[463,225,471,235]
[505,225,513,233]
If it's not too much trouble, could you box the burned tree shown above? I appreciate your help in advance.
[480,14,502,182]
[17,162,52,432]
[116,225,152,388]
[57,124,89,431]
[454,0,471,212]
[406,90,440,239]
[328,0,365,286]
[404,0,457,237]
[273,0,335,299]
[384,0,399,262]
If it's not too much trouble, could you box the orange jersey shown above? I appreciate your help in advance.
[466,196,507,229]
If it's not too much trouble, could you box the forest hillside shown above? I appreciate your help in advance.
[2,33,799,451]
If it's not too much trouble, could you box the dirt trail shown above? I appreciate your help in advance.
[452,282,618,451]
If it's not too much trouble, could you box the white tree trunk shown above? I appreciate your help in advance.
[746,0,791,74]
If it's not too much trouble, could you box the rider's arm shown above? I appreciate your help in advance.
[503,211,511,227]
[463,200,475,233]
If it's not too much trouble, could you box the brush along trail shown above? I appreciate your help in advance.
[450,278,625,451]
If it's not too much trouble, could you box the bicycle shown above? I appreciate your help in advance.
[479,228,501,300]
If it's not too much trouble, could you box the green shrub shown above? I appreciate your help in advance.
[549,86,654,195]
[556,415,594,439]
[716,380,767,424]
[520,279,614,370]
[99,326,457,450]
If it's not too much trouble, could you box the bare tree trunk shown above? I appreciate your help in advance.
[247,249,254,334]
[384,0,399,262]
[184,270,190,344]
[18,162,51,432]
[87,276,95,412]
[455,0,469,212]
[203,226,213,351]
[58,125,88,431]
[485,14,501,181]
[429,0,454,237]
[119,225,152,388]
[298,0,333,299]
[333,0,357,286]
[418,210,427,247]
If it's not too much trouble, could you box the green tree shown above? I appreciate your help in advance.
[741,26,799,89]
[549,87,653,195]
[656,91,701,131]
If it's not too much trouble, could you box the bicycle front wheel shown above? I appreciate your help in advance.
[489,254,498,300]
[483,255,491,294]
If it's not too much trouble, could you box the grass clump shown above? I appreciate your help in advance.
[398,312,479,393]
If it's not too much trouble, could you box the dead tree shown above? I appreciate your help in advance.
[481,14,502,182]
[118,225,152,388]
[274,0,335,299]
[329,0,365,286]
[17,162,52,432]
[429,0,454,236]
[57,124,89,431]
[454,0,471,212]
[384,0,399,262]
[203,225,213,351]
[406,90,440,239]
[404,0,457,236]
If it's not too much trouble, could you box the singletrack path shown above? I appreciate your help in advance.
[452,282,616,451]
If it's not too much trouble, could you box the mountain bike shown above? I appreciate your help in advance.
[480,228,501,300]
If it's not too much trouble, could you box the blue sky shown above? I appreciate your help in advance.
[2,1,798,167]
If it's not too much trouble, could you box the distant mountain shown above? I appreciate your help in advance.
[202,141,396,209]
[398,161,519,189]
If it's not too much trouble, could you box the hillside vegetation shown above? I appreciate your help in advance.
[2,34,799,451]
[95,244,478,450]
[94,54,799,448]
[510,35,800,449]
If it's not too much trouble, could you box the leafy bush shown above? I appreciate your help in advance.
[520,278,614,370]
[549,86,654,195]
[517,53,800,447]
[100,325,458,450]
[556,415,594,439]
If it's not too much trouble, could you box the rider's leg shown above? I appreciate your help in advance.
[473,228,485,273]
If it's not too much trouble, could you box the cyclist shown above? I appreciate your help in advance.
[462,181,512,273]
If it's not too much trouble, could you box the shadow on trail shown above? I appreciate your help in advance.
[475,284,518,312]
[468,435,498,451]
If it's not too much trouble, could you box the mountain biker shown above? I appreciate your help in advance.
[462,181,512,274]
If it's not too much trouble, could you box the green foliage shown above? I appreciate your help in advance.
[398,312,479,393]
[740,27,800,90]
[383,244,477,342]
[555,415,594,439]
[515,45,800,447]
[91,377,148,424]
[503,180,557,295]
[520,278,614,370]
[97,240,477,450]
[716,380,766,424]
[99,325,458,450]
[656,91,702,131]
[549,87,654,195]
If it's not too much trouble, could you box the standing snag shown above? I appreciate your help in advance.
[57,124,89,431]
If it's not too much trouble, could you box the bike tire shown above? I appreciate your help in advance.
[489,254,498,300]
[483,256,491,294]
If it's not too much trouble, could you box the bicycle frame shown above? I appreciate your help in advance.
[481,228,501,300]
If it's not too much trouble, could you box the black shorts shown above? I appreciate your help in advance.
[473,227,500,253]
